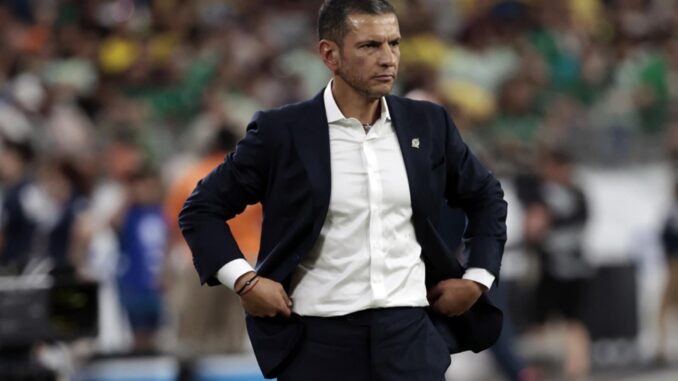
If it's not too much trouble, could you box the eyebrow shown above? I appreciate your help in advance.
[355,37,401,46]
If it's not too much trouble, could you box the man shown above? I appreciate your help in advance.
[179,1,507,380]
[164,127,261,356]
[0,137,36,273]
[521,148,591,380]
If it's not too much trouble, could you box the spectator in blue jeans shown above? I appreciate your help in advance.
[116,164,168,352]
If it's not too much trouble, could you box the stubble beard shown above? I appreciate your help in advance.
[337,68,392,100]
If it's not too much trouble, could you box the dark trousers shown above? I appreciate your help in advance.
[277,307,451,381]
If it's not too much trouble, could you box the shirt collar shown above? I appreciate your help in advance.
[323,79,391,124]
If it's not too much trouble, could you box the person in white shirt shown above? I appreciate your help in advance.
[179,1,507,380]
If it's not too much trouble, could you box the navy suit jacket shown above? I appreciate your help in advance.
[179,90,508,378]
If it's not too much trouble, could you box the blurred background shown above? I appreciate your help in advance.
[1,0,678,380]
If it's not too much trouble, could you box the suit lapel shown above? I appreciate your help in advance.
[387,96,429,221]
[290,91,332,226]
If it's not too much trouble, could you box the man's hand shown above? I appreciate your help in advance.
[427,279,484,317]
[235,272,293,318]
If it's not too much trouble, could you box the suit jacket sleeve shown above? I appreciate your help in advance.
[440,107,507,278]
[178,113,269,285]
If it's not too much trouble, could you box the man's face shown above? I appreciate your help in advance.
[335,13,400,99]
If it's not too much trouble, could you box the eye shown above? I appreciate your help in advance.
[390,40,400,47]
[361,42,379,49]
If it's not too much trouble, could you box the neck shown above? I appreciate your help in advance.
[331,77,382,125]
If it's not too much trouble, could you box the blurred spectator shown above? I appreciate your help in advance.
[115,163,168,352]
[485,70,544,150]
[37,156,91,278]
[0,137,36,273]
[520,147,593,381]
[69,135,144,353]
[488,179,539,381]
[658,180,678,365]
[0,141,88,278]
[164,126,262,357]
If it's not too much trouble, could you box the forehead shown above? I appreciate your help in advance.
[344,13,400,41]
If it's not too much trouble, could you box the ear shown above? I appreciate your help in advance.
[319,39,340,72]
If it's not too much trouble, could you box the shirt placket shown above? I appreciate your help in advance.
[361,121,386,302]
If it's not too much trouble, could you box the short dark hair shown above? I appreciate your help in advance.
[318,0,396,45]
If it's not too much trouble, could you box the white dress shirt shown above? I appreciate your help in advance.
[216,81,495,315]
[288,83,429,316]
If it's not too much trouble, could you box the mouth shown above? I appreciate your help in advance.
[373,74,395,81]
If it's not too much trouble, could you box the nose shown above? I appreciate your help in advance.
[378,44,397,67]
